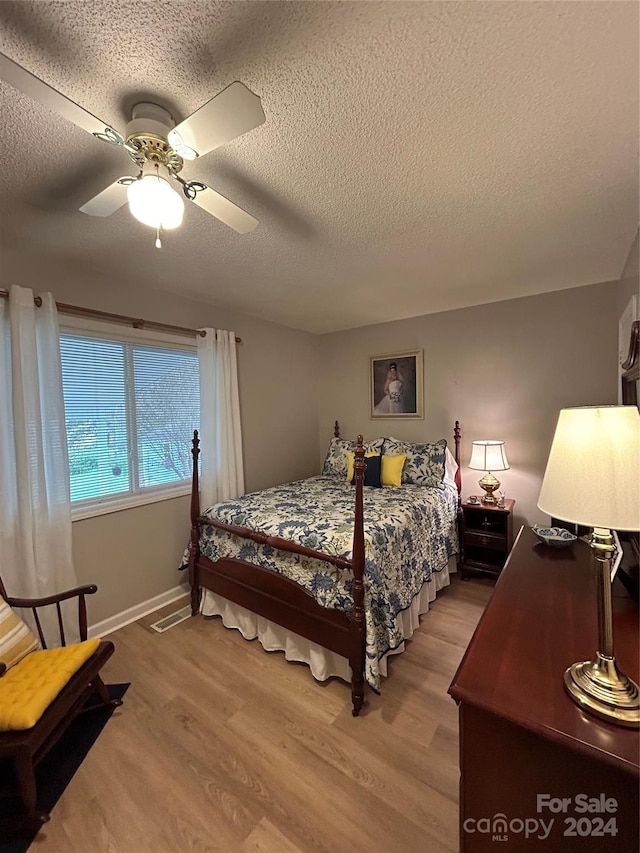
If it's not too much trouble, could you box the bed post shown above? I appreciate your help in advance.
[453,420,464,573]
[189,430,202,616]
[334,420,340,438]
[350,434,366,716]
[453,420,462,497]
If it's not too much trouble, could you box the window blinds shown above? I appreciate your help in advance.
[60,333,199,505]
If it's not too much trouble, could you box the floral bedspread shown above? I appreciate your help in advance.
[183,475,459,689]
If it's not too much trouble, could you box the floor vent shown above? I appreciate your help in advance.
[150,605,192,633]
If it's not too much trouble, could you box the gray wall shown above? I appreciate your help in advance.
[3,252,321,625]
[620,229,639,279]
[317,279,636,534]
[4,241,637,625]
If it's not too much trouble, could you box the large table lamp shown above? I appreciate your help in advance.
[468,440,510,504]
[538,406,640,727]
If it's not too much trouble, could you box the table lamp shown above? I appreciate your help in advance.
[538,405,640,727]
[468,440,510,504]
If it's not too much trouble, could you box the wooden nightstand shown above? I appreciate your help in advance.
[460,498,514,579]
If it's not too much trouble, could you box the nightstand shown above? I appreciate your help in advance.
[460,498,514,579]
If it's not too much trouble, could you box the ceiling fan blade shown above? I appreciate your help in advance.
[191,184,259,234]
[79,178,132,217]
[169,82,265,159]
[0,51,126,146]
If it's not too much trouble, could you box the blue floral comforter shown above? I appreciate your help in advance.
[185,475,459,689]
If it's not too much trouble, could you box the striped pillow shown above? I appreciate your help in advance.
[0,599,39,672]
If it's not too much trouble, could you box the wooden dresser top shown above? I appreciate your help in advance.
[449,526,640,775]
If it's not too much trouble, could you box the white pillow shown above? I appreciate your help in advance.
[444,447,459,488]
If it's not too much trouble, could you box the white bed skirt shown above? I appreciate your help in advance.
[200,556,457,685]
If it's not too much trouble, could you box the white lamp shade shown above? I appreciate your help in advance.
[538,406,640,531]
[127,174,184,229]
[468,440,510,472]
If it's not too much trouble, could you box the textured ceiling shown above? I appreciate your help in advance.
[0,1,638,334]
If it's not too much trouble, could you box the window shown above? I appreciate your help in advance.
[60,328,199,515]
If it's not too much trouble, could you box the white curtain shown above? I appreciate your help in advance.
[0,285,77,609]
[197,328,244,508]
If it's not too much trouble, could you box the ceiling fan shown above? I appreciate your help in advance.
[0,52,266,245]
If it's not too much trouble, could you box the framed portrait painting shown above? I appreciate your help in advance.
[370,350,423,419]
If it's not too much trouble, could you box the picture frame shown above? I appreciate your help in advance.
[370,349,423,419]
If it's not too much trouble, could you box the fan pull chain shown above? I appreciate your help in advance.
[155,226,162,249]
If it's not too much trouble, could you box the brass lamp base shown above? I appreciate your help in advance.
[478,472,501,504]
[564,528,640,729]
[564,653,640,727]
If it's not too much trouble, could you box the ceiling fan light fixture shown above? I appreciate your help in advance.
[127,172,184,230]
[167,128,197,160]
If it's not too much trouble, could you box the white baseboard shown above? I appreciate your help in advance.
[88,583,191,639]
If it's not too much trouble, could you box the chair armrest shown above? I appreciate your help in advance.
[5,584,98,609]
[6,585,99,646]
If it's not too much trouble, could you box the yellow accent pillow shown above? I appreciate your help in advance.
[0,638,100,731]
[346,451,406,486]
[0,599,39,671]
[345,451,379,482]
[380,454,406,488]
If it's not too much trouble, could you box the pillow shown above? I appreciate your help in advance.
[0,599,39,672]
[323,437,351,478]
[380,453,406,487]
[345,450,379,483]
[322,436,384,478]
[383,437,448,488]
[0,639,100,730]
[444,447,459,488]
[351,454,382,488]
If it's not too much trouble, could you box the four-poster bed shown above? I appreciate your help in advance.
[186,421,462,716]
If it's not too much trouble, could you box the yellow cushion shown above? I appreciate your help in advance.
[0,599,39,670]
[345,451,379,482]
[346,451,406,486]
[0,638,100,731]
[381,454,406,487]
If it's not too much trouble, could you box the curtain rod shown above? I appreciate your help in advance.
[0,290,242,343]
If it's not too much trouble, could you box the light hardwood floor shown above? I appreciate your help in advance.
[30,576,493,853]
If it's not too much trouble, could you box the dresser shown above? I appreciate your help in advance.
[449,526,639,852]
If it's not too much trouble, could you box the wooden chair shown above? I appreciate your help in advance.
[0,576,120,833]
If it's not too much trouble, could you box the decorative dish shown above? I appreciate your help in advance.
[532,525,577,548]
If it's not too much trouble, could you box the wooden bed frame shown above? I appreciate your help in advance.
[188,421,462,716]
